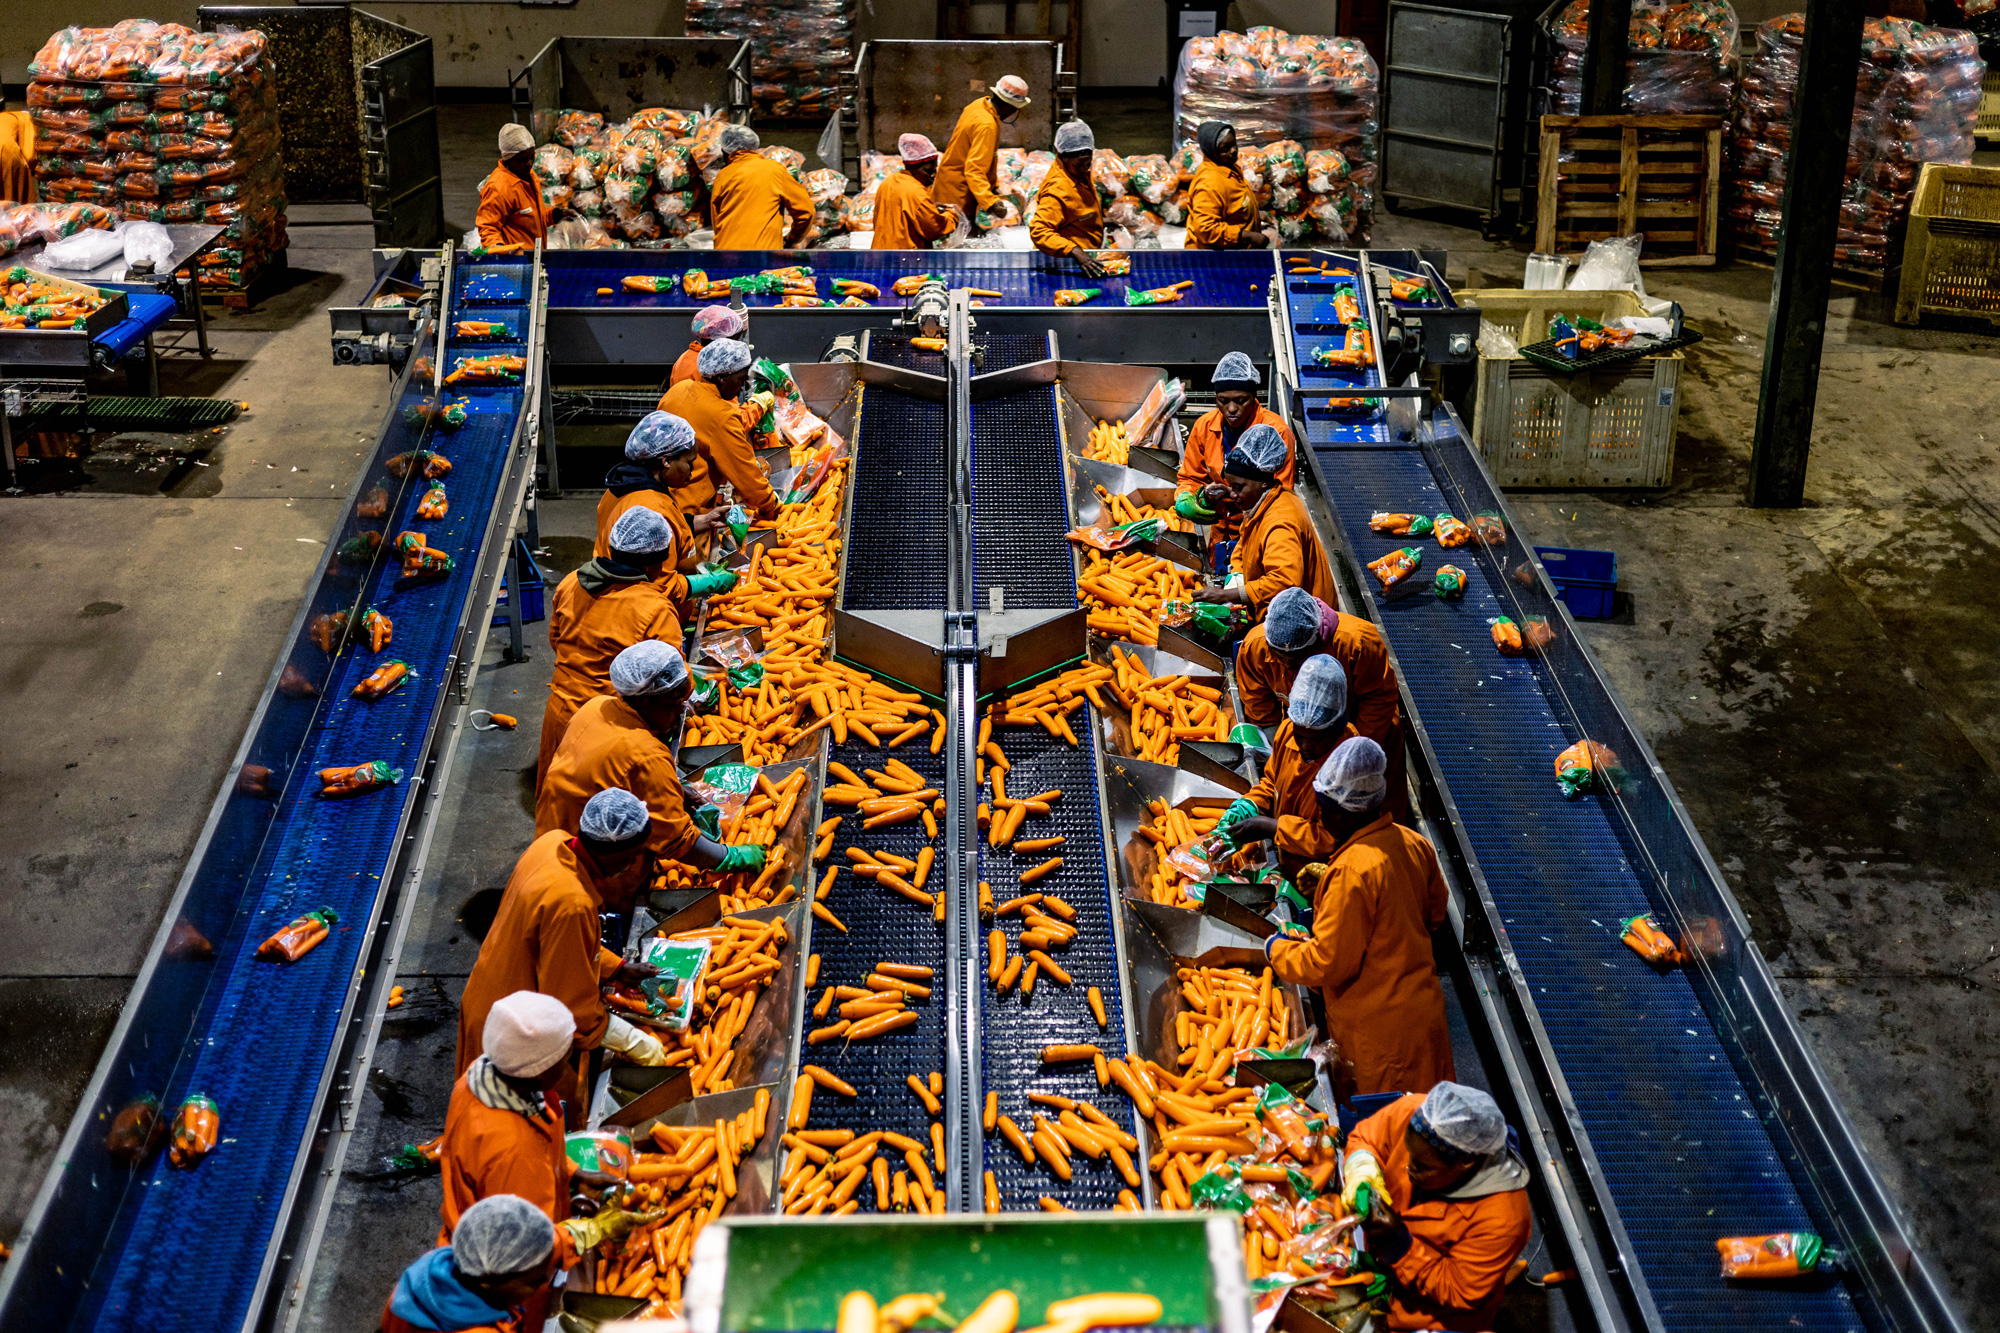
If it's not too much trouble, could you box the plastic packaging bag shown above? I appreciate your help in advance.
[1554,740,1621,798]
[1717,1232,1826,1279]
[257,907,338,962]
[121,220,175,269]
[1568,233,1647,294]
[39,226,129,270]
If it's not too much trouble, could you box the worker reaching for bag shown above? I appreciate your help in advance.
[381,1194,558,1333]
[1341,1083,1532,1331]
[932,74,1030,230]
[658,337,781,523]
[455,789,664,1121]
[670,305,746,389]
[707,125,814,251]
[1193,424,1337,621]
[1176,352,1296,536]
[1030,120,1106,276]
[1260,736,1452,1097]
[1217,655,1356,876]
[595,411,729,591]
[872,135,955,250]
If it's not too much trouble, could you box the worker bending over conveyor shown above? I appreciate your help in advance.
[1239,588,1405,814]
[0,98,33,205]
[1176,352,1297,535]
[658,337,781,523]
[1218,655,1355,876]
[708,125,813,251]
[1030,120,1105,277]
[1342,1083,1532,1331]
[1262,736,1452,1098]
[670,305,746,389]
[1194,424,1338,621]
[932,74,1031,230]
[457,789,666,1117]
[476,123,560,254]
[1185,120,1276,251]
[538,507,687,788]
[871,135,954,250]
[597,411,734,577]
[381,1195,558,1333]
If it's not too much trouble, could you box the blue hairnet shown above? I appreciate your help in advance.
[1286,653,1348,729]
[1314,735,1387,810]
[579,787,650,843]
[697,337,753,378]
[1053,120,1094,154]
[608,505,675,557]
[625,410,696,461]
[1265,587,1331,654]
[1223,423,1288,480]
[610,640,689,697]
[1416,1081,1508,1155]
[453,1194,555,1277]
[1213,351,1260,388]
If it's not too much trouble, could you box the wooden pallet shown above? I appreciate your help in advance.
[1731,241,1892,295]
[1537,114,1724,268]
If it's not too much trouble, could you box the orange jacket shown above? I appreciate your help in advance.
[671,340,702,387]
[872,170,954,249]
[1176,405,1296,498]
[457,832,624,1082]
[437,1068,578,1258]
[537,694,703,864]
[476,161,547,252]
[1246,718,1357,872]
[0,112,34,206]
[710,151,813,251]
[1231,488,1338,621]
[932,97,1003,218]
[594,487,699,583]
[1348,1094,1532,1330]
[1028,161,1103,257]
[1237,612,1396,735]
[1267,815,1451,1096]
[537,569,685,788]
[1187,160,1258,249]
[658,375,780,521]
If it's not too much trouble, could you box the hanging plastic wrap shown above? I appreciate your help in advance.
[1728,15,1983,267]
[1545,0,1740,115]
[686,0,856,118]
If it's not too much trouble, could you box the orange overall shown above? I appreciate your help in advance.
[932,97,1003,219]
[1238,612,1405,817]
[537,570,685,788]
[1245,718,1358,873]
[475,162,547,252]
[709,151,813,250]
[437,1070,579,1262]
[1186,160,1258,249]
[536,695,704,865]
[1231,488,1339,621]
[1028,161,1103,257]
[871,170,954,248]
[658,375,780,521]
[670,340,703,387]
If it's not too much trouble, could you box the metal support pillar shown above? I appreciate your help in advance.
[1747,0,1864,508]
[1580,0,1632,114]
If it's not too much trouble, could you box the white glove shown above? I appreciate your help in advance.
[602,1014,668,1066]
[1340,1148,1390,1217]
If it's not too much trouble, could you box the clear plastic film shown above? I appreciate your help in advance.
[1545,0,1741,115]
[686,0,856,119]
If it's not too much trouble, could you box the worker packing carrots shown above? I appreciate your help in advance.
[1194,424,1338,624]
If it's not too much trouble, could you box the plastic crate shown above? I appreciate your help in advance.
[492,537,546,626]
[1978,68,2000,144]
[1462,288,1680,488]
[1536,544,1617,618]
[1895,162,2000,329]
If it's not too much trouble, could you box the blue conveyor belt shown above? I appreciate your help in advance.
[543,250,1275,311]
[1286,280,1863,1329]
[72,259,533,1333]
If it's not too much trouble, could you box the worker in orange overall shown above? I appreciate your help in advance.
[658,337,781,523]
[1217,654,1356,877]
[0,101,34,204]
[476,123,558,253]
[1341,1083,1533,1331]
[708,125,813,251]
[456,789,668,1119]
[1237,588,1404,815]
[871,134,955,250]
[537,506,686,789]
[380,1196,558,1333]
[932,74,1030,230]
[1186,120,1275,250]
[438,993,658,1329]
[670,304,745,389]
[1174,352,1296,540]
[1262,736,1451,1096]
[1194,424,1337,622]
[1029,120,1105,276]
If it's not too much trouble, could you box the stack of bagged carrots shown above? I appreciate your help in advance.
[594,1086,771,1313]
[1077,550,1199,647]
[1092,484,1194,534]
[1132,797,1242,907]
[606,916,792,1095]
[779,1059,952,1213]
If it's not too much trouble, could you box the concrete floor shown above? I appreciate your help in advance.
[2,97,1997,1329]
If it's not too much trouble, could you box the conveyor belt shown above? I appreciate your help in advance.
[1285,267,1865,1331]
[543,251,1275,311]
[841,380,947,612]
[66,257,537,1331]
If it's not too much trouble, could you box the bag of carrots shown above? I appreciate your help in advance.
[319,760,403,797]
[1124,281,1193,305]
[1620,912,1684,966]
[416,483,447,519]
[1433,564,1466,599]
[352,660,414,701]
[107,1095,168,1165]
[1367,546,1422,592]
[565,1128,635,1186]
[1433,513,1472,547]
[1472,511,1506,546]
[401,547,454,582]
[309,608,350,653]
[387,450,450,480]
[1067,517,1166,551]
[169,1093,220,1168]
[1717,1232,1826,1279]
[362,608,392,652]
[1489,616,1524,655]
[1368,512,1432,537]
[1157,599,1239,638]
[1554,739,1620,798]
[258,906,339,962]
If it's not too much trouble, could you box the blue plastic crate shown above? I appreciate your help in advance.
[493,537,546,626]
[1535,545,1616,618]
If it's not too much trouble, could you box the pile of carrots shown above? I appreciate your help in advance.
[1132,797,1240,907]
[1099,644,1231,765]
[607,915,793,1096]
[780,1048,951,1213]
[984,667,1102,750]
[1078,550,1199,647]
[1092,485,1194,534]
[590,1087,771,1312]
[654,767,812,911]
[1082,419,1131,465]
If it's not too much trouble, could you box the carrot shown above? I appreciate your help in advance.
[846,1010,919,1041]
[1043,1043,1101,1063]
[804,1065,858,1097]
[876,962,934,980]
[997,1115,1034,1164]
[1019,857,1064,885]
[1028,950,1072,986]
[1087,986,1109,1028]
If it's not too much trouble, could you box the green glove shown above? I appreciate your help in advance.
[560,1206,663,1253]
[1217,797,1259,832]
[1174,491,1217,522]
[692,802,723,840]
[687,569,738,597]
[717,842,767,873]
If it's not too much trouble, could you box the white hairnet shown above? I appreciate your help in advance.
[1053,120,1094,154]
[453,1194,555,1277]
[497,122,534,155]
[1223,423,1287,480]
[691,305,746,339]
[717,124,760,156]
[579,787,650,842]
[609,640,690,698]
[608,505,675,557]
[898,133,940,163]
[697,337,753,379]
[1213,351,1260,387]
[625,410,696,461]
[1416,1081,1508,1156]
[1314,735,1387,811]
[1265,587,1332,654]
[1286,653,1348,730]
[483,991,576,1077]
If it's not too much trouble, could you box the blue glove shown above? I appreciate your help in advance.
[1262,920,1311,959]
[716,842,767,874]
[687,568,739,598]
[1174,491,1217,522]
